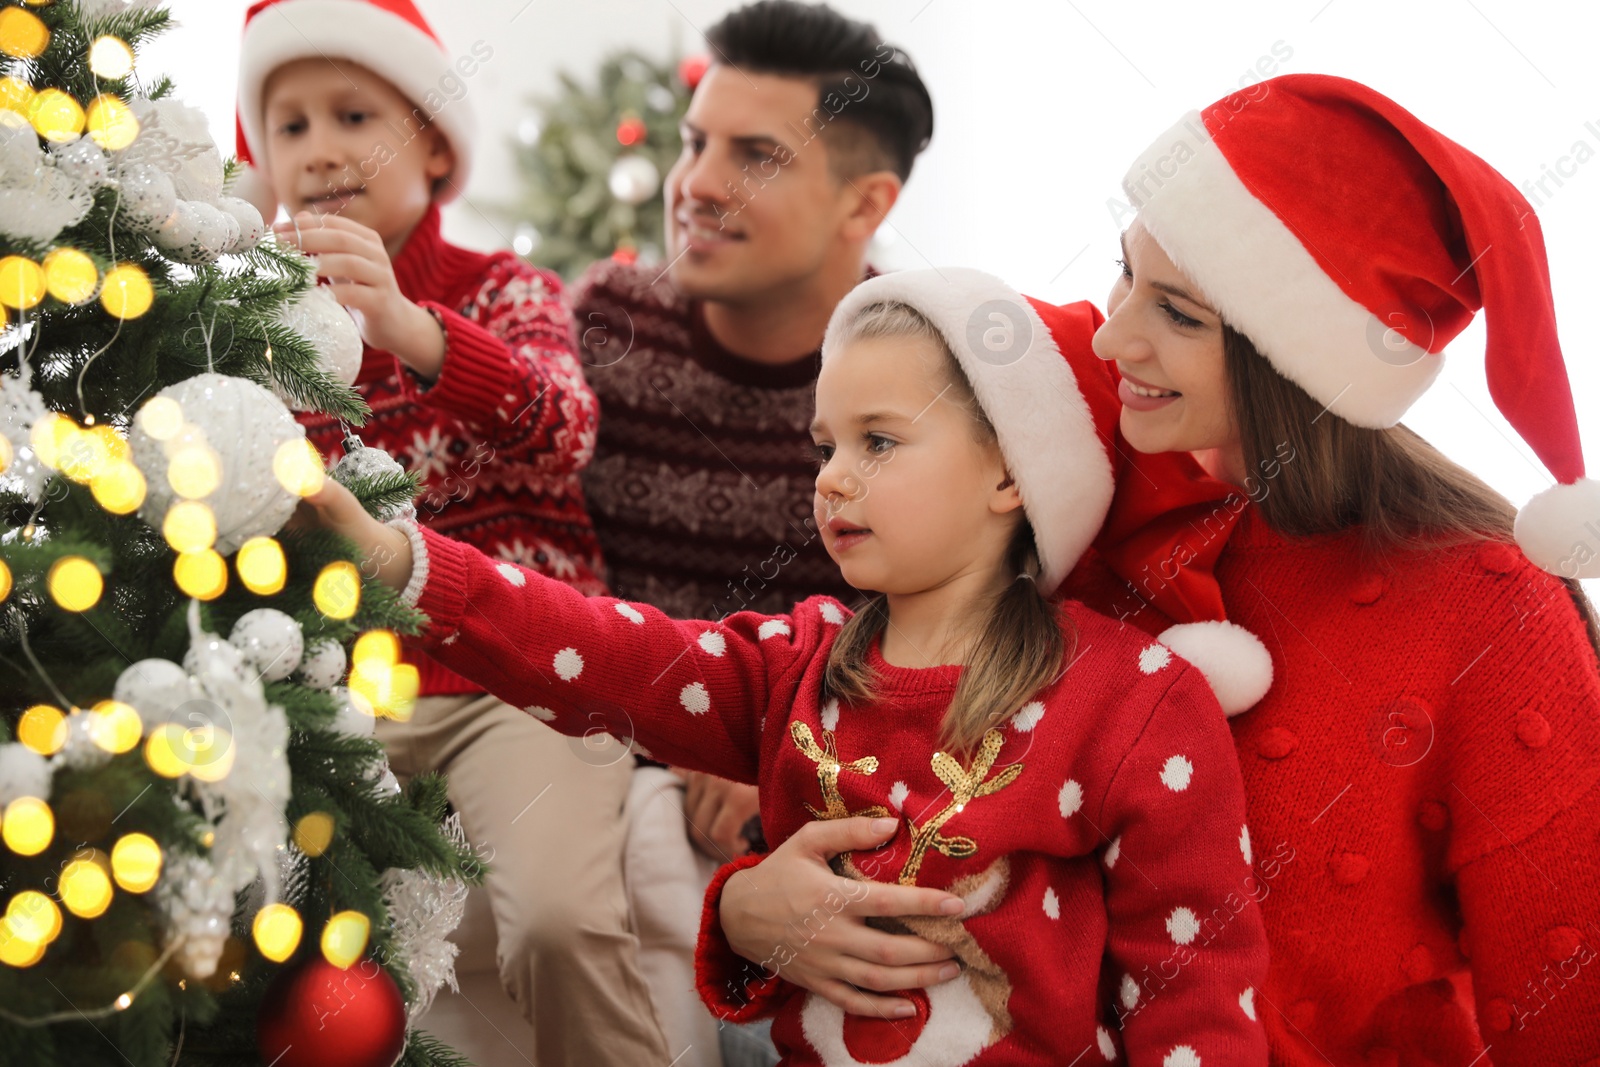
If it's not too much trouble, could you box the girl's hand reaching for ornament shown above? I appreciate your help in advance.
[289,477,414,593]
[272,213,446,379]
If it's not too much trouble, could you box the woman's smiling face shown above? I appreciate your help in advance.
[1092,222,1241,461]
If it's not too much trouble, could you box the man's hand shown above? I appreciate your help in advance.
[681,770,762,860]
[273,212,446,378]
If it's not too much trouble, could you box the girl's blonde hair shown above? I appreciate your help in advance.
[820,302,1071,757]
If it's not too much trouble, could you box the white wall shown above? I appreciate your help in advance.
[151,0,1600,599]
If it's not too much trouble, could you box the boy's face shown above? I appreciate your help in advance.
[261,58,453,246]
[665,65,883,304]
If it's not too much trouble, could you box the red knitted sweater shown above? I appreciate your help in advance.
[295,206,605,695]
[700,503,1600,1066]
[399,522,1269,1066]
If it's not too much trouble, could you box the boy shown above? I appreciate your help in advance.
[236,2,671,1064]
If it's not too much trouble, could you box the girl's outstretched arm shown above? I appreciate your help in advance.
[294,479,818,783]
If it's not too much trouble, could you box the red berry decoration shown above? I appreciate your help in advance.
[678,54,709,90]
[616,116,648,147]
[611,245,639,266]
[257,955,407,1067]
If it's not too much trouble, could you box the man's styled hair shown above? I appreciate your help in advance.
[704,0,934,181]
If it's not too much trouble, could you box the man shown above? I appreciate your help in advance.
[571,3,933,1060]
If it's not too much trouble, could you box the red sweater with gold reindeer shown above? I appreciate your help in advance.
[400,523,1269,1066]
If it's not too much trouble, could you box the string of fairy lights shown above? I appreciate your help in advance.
[0,0,423,1005]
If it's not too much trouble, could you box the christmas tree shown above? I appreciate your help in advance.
[0,2,479,1064]
[506,49,703,278]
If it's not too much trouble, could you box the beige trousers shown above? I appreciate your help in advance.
[380,692,673,1067]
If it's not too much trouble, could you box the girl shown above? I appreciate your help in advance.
[302,269,1274,1066]
[710,75,1600,1066]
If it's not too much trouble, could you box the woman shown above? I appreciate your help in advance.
[697,75,1600,1065]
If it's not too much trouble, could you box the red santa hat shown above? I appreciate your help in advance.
[233,0,476,214]
[823,269,1274,715]
[1123,73,1599,580]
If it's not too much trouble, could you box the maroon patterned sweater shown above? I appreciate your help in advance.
[296,205,605,695]
[570,260,858,621]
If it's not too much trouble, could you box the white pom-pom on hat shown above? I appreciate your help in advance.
[1514,477,1600,579]
[1157,621,1274,717]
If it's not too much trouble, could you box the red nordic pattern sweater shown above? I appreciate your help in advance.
[399,522,1269,1067]
[700,504,1600,1066]
[296,206,605,695]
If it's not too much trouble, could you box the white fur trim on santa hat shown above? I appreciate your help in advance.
[237,0,476,203]
[1125,113,1442,430]
[1514,477,1600,579]
[823,269,1114,596]
[1157,620,1273,716]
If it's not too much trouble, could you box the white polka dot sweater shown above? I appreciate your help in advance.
[403,523,1269,1066]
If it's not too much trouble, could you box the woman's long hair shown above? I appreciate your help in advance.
[1223,324,1600,657]
[820,302,1070,758]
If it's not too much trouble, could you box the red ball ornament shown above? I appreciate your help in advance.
[679,54,710,90]
[616,116,648,147]
[257,955,407,1067]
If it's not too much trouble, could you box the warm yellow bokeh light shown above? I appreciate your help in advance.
[351,630,400,669]
[6,892,62,946]
[91,460,146,515]
[293,812,335,858]
[0,558,11,603]
[86,93,138,151]
[163,500,216,553]
[236,536,287,595]
[0,916,46,968]
[89,699,142,755]
[0,256,46,310]
[100,262,153,318]
[320,910,371,970]
[0,7,49,59]
[349,660,419,722]
[17,704,67,756]
[135,397,183,441]
[272,437,325,497]
[57,424,110,484]
[173,549,228,601]
[0,433,10,473]
[143,724,188,778]
[167,443,220,499]
[182,725,234,783]
[313,561,360,620]
[43,247,98,304]
[88,36,135,80]
[28,88,83,142]
[252,903,303,963]
[110,833,162,893]
[2,797,54,857]
[48,555,103,612]
[0,76,34,113]
[29,411,79,471]
[59,855,113,919]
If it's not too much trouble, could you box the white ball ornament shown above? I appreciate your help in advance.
[129,373,309,555]
[330,437,415,521]
[229,608,304,683]
[329,685,375,738]
[50,138,110,187]
[155,197,202,252]
[114,657,204,728]
[295,638,347,690]
[218,195,265,252]
[0,743,52,806]
[268,286,364,408]
[608,155,661,206]
[184,628,254,693]
[117,163,178,232]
